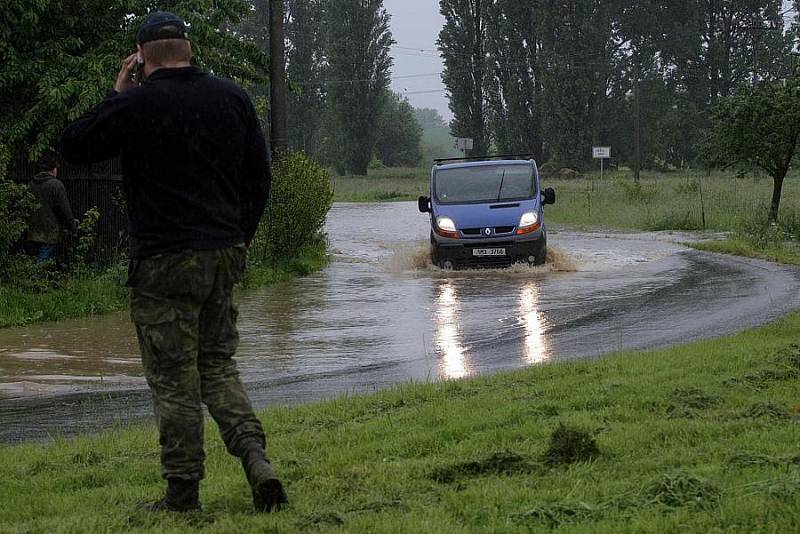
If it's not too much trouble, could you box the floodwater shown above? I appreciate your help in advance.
[1,202,799,442]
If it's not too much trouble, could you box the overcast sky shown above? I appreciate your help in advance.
[384,0,451,120]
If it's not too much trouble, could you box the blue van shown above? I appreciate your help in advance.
[418,157,555,268]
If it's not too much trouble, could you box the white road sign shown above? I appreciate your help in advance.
[593,146,611,159]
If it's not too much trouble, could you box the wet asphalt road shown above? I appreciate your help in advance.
[1,202,799,442]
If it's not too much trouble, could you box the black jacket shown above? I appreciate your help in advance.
[60,66,269,258]
[26,172,77,244]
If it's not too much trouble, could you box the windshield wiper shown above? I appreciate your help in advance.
[496,170,506,202]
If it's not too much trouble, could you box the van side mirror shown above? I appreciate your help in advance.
[418,196,431,213]
[542,188,556,206]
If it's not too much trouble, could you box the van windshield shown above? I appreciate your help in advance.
[434,164,534,205]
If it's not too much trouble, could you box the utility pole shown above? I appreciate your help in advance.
[633,78,641,183]
[269,0,289,157]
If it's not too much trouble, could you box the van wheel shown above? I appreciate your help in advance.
[529,238,547,266]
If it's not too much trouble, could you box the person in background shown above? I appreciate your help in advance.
[59,11,286,513]
[25,149,77,262]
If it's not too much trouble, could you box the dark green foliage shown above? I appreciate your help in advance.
[436,0,793,171]
[438,0,488,155]
[324,0,393,175]
[701,72,800,222]
[0,0,268,176]
[250,152,333,263]
[286,0,325,158]
[542,423,599,466]
[374,92,423,167]
[0,178,35,280]
[484,0,542,159]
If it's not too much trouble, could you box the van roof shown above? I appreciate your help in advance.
[433,159,537,171]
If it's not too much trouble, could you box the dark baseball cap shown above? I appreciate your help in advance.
[136,11,189,44]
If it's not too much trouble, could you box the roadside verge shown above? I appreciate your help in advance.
[2,311,799,531]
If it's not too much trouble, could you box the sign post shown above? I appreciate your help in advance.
[455,138,474,157]
[592,146,611,190]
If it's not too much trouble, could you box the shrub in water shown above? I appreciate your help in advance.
[251,152,334,264]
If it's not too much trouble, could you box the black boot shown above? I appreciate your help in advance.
[241,446,288,512]
[141,478,202,512]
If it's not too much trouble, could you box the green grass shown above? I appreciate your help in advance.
[0,242,329,330]
[2,312,800,532]
[690,238,800,267]
[544,169,800,232]
[331,166,800,232]
[332,167,429,202]
[0,269,128,328]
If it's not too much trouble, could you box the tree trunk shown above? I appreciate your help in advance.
[269,0,289,158]
[769,173,785,224]
[471,0,484,156]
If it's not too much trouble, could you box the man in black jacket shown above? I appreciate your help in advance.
[60,11,287,513]
[25,150,77,262]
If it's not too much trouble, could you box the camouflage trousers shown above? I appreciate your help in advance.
[128,245,265,481]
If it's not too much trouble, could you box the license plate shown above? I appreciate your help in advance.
[472,248,506,257]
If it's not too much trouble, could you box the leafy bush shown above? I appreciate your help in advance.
[0,178,36,282]
[70,207,101,274]
[615,179,660,203]
[737,207,800,247]
[250,152,333,264]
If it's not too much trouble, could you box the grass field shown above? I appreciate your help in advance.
[332,167,430,203]
[543,169,800,232]
[2,312,799,532]
[333,166,800,230]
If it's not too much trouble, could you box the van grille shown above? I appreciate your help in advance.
[461,227,516,237]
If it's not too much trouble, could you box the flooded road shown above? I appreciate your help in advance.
[1,202,799,442]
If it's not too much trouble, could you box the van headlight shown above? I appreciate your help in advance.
[435,217,459,239]
[437,217,456,232]
[517,212,541,235]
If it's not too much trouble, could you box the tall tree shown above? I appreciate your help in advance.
[374,92,423,167]
[537,0,626,169]
[438,0,489,156]
[325,0,394,175]
[286,0,325,156]
[701,72,800,223]
[484,0,543,159]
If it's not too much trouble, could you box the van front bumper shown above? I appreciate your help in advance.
[431,230,545,266]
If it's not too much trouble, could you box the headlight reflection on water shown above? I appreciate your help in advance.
[519,282,549,365]
[433,281,470,379]
[433,280,550,381]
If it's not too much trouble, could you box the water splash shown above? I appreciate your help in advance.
[384,242,578,275]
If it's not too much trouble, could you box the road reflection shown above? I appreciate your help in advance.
[518,282,549,365]
[433,281,470,379]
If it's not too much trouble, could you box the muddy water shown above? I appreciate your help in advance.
[1,202,799,442]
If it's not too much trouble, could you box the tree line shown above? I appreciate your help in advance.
[438,0,798,171]
[254,0,422,175]
[0,0,423,179]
